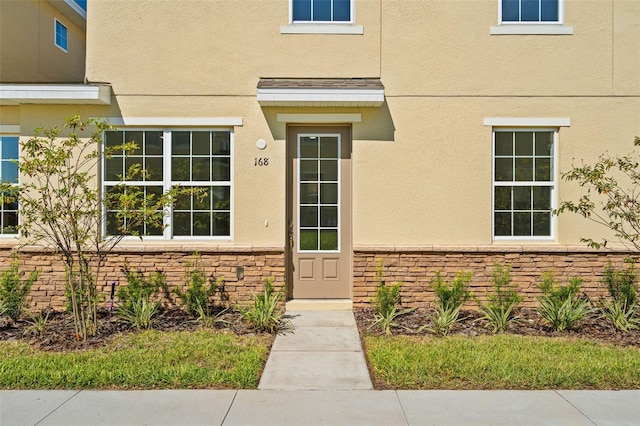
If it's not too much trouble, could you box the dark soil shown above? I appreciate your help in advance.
[0,307,255,352]
[2,306,638,353]
[354,307,640,347]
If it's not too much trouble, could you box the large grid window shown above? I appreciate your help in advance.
[501,0,561,23]
[292,0,351,22]
[104,130,232,239]
[0,136,19,235]
[493,130,555,238]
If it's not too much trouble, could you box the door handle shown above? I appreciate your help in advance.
[288,220,294,249]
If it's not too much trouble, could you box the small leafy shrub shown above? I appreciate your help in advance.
[0,253,39,321]
[370,259,414,335]
[602,262,638,306]
[599,262,639,331]
[117,267,166,330]
[427,271,472,336]
[173,254,222,316]
[239,278,288,333]
[117,266,167,313]
[537,272,590,332]
[478,264,523,333]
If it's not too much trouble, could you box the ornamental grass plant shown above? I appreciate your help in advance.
[426,271,472,336]
[537,272,591,332]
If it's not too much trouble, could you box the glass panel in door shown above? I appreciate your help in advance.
[298,135,339,252]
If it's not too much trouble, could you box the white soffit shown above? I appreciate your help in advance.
[484,117,571,127]
[105,117,243,127]
[0,125,20,134]
[257,78,385,107]
[0,85,111,106]
[46,0,87,30]
[258,88,384,107]
[277,114,362,123]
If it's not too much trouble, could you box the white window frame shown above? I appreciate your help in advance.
[54,19,68,51]
[297,133,341,253]
[0,135,19,237]
[491,0,573,35]
[102,128,234,241]
[281,0,363,35]
[491,128,558,242]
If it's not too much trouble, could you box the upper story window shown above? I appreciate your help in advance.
[292,0,351,23]
[492,0,572,34]
[493,130,556,239]
[282,0,362,34]
[0,136,19,235]
[104,130,232,239]
[55,19,68,51]
[501,0,560,23]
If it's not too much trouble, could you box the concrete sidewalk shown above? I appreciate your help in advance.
[2,389,639,425]
[258,309,372,390]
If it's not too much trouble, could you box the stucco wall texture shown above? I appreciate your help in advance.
[1,1,639,307]
[77,0,640,247]
[0,0,85,83]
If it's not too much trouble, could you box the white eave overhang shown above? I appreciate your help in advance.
[0,84,112,106]
[258,88,384,107]
[46,0,87,31]
[257,78,385,107]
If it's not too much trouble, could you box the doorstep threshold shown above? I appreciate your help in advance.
[285,299,353,311]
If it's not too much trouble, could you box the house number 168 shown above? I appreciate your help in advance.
[255,157,269,166]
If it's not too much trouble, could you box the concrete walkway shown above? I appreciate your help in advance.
[2,389,639,425]
[258,309,372,390]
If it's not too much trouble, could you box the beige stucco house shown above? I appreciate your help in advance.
[1,0,639,308]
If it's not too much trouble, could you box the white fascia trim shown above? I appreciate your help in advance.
[64,0,87,19]
[280,24,364,34]
[104,117,243,127]
[258,88,384,107]
[0,125,20,134]
[277,113,362,123]
[490,24,573,35]
[46,0,86,30]
[484,117,571,127]
[0,84,111,105]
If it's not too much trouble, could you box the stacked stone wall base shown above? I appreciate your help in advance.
[0,246,635,311]
[353,247,636,309]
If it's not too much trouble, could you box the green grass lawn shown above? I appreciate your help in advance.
[0,330,273,389]
[364,334,640,390]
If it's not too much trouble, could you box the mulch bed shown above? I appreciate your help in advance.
[2,306,638,352]
[0,308,255,352]
[354,307,640,347]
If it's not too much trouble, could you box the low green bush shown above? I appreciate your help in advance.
[173,254,222,317]
[370,259,414,335]
[117,266,166,312]
[117,266,166,330]
[537,272,591,332]
[599,262,639,331]
[0,253,39,321]
[478,264,523,333]
[427,271,472,336]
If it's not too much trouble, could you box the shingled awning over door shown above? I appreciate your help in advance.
[257,78,384,107]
